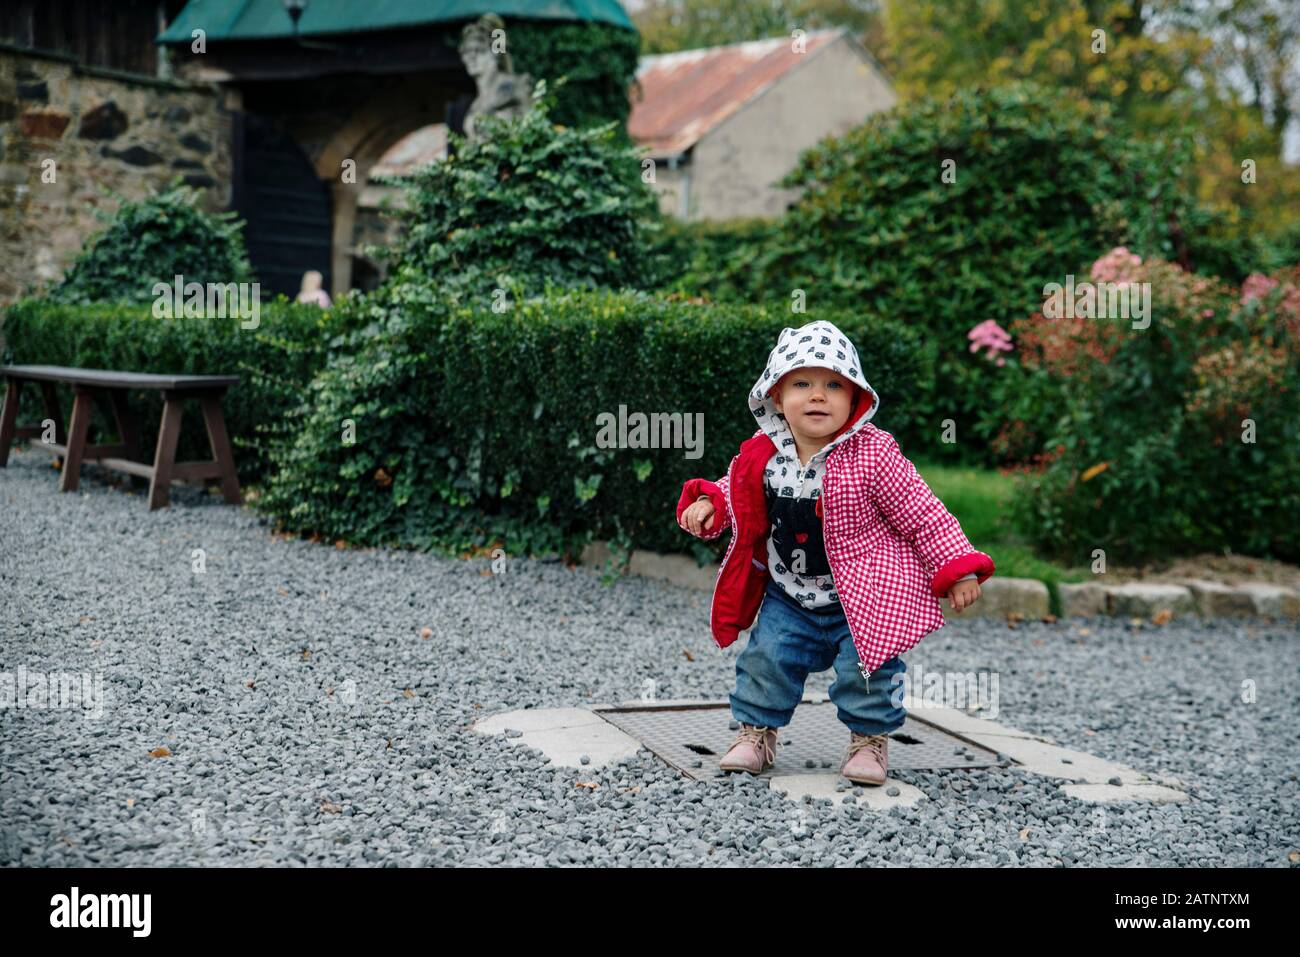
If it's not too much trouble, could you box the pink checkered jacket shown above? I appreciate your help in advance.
[676,418,995,678]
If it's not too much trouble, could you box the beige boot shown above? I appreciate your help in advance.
[841,732,888,785]
[719,724,778,773]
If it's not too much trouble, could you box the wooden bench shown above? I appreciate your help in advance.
[0,364,242,510]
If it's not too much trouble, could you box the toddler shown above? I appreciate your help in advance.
[676,320,994,784]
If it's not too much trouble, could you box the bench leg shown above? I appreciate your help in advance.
[59,389,94,493]
[200,394,242,504]
[148,397,184,510]
[0,378,20,467]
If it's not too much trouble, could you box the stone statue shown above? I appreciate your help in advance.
[458,14,535,143]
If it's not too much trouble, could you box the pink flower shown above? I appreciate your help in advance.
[1241,273,1278,303]
[968,319,1014,364]
[1090,246,1143,283]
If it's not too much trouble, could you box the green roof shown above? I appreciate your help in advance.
[157,0,635,43]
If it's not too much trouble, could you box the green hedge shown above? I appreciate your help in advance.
[1,298,339,479]
[378,94,659,302]
[649,84,1213,466]
[257,283,935,559]
[504,19,641,132]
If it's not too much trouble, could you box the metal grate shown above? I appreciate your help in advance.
[593,699,1002,781]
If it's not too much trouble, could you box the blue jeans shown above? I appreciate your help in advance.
[730,579,907,735]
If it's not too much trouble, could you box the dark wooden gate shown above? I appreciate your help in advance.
[231,111,332,298]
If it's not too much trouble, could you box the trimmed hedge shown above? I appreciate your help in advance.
[0,298,340,479]
[257,284,936,559]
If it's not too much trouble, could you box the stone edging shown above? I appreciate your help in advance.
[579,541,1300,622]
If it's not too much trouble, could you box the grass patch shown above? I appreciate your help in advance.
[914,458,1093,594]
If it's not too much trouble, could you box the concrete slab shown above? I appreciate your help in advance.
[473,707,643,769]
[900,694,1036,739]
[1061,783,1190,803]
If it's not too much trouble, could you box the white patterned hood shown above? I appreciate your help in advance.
[748,319,881,465]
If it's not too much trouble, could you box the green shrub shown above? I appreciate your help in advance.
[47,179,254,305]
[1000,251,1300,564]
[376,91,660,303]
[1,297,338,478]
[256,282,935,558]
[656,84,1210,465]
[644,214,779,302]
[504,19,641,132]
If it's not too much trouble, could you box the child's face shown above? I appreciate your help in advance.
[773,368,854,441]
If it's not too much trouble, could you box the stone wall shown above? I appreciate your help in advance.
[0,44,232,305]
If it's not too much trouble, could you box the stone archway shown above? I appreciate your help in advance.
[308,85,457,296]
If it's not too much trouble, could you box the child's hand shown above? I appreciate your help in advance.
[947,579,980,612]
[678,497,716,537]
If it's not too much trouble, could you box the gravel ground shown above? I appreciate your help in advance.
[2,447,1298,868]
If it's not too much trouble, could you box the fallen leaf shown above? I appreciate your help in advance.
[1289,850,1299,863]
[149,746,171,758]
[1152,609,1173,625]
[473,703,482,709]
[334,540,347,549]
[1083,729,1095,736]
[575,781,600,790]
[1140,654,1152,662]
[682,648,695,661]
[320,801,342,814]
[244,679,255,689]
[403,688,415,698]
[1081,461,1110,482]
[300,649,311,659]
[374,467,392,488]
[126,797,135,808]
[1019,827,1031,842]
[276,586,288,596]
[1077,627,1091,636]
[1040,614,1057,624]
[420,626,433,639]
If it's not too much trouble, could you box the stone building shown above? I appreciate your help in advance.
[628,28,896,221]
[0,0,229,303]
[0,0,635,303]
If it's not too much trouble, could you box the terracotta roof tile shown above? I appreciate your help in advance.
[628,29,842,157]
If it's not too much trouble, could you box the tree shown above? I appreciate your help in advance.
[633,0,885,54]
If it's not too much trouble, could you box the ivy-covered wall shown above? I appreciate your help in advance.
[500,19,641,132]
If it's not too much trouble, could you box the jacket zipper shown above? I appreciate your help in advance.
[822,455,872,684]
[708,452,741,645]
